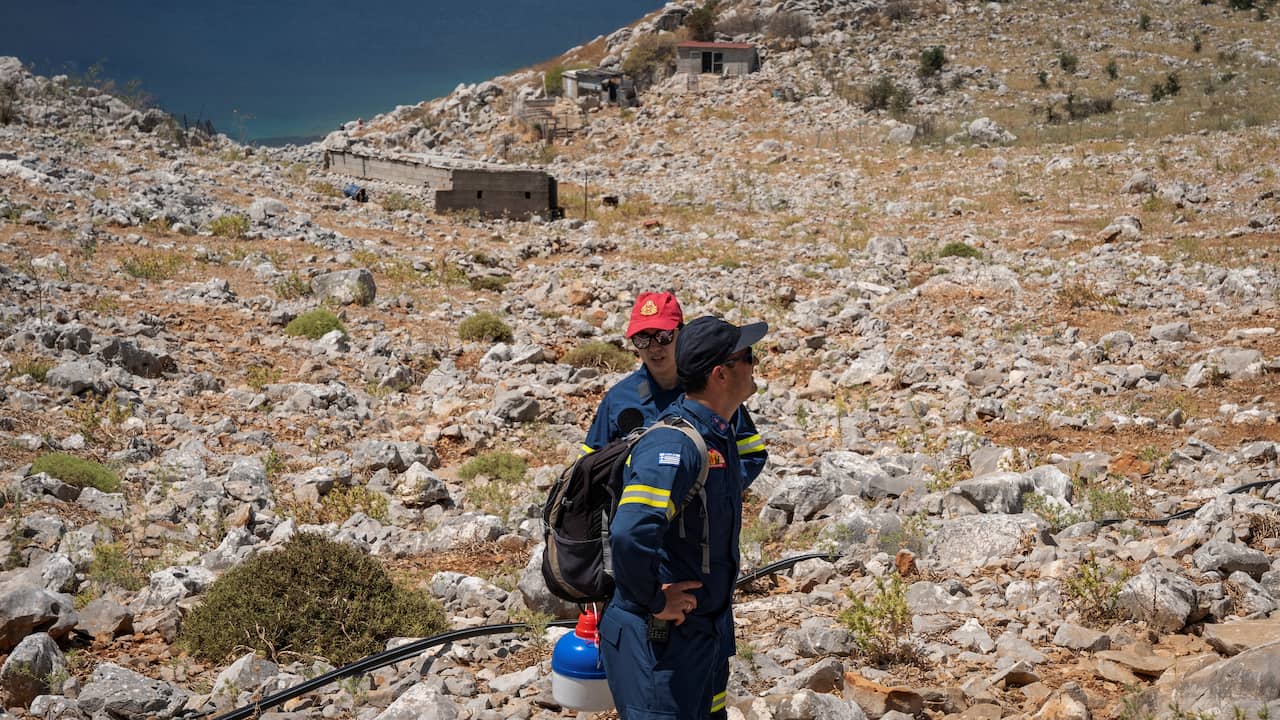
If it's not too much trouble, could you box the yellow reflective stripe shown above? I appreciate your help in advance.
[579,444,595,457]
[737,434,765,454]
[711,692,726,712]
[619,485,674,516]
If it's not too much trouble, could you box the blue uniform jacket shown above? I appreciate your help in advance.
[607,396,744,631]
[582,364,767,487]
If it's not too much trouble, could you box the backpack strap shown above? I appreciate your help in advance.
[643,416,712,574]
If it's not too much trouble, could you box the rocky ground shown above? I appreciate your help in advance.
[1,0,1280,718]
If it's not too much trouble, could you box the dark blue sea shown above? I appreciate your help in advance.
[2,1,660,144]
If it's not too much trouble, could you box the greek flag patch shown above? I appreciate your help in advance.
[658,452,681,466]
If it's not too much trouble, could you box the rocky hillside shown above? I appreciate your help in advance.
[1,0,1280,718]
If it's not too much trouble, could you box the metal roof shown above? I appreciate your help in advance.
[676,41,756,50]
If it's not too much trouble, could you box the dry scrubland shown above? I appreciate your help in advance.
[1,0,1280,719]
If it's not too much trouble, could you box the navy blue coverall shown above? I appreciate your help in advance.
[583,364,767,718]
[599,396,747,720]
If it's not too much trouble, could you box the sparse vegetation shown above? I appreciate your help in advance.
[1058,51,1079,74]
[685,1,719,41]
[458,450,527,483]
[29,453,120,493]
[937,241,981,259]
[623,33,678,87]
[284,309,345,339]
[179,533,446,664]
[919,46,948,77]
[86,543,146,591]
[1062,550,1129,625]
[9,357,55,383]
[273,272,312,299]
[381,191,425,213]
[561,341,636,372]
[458,311,513,343]
[839,574,919,666]
[284,485,390,525]
[208,213,250,239]
[121,250,184,280]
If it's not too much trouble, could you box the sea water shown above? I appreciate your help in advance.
[2,0,660,144]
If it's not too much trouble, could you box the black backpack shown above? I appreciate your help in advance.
[541,416,709,604]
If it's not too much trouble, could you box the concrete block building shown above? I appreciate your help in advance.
[675,41,760,77]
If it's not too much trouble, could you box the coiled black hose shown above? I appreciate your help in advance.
[197,551,839,720]
[1096,477,1280,527]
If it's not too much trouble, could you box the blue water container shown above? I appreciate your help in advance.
[550,610,614,711]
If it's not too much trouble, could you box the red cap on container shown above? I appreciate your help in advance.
[575,609,600,643]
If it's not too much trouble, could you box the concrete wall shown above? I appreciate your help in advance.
[324,151,452,188]
[325,150,558,220]
[437,170,558,219]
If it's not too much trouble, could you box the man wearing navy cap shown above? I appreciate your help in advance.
[581,292,766,488]
[600,316,767,720]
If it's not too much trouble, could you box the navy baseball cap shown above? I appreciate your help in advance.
[676,316,768,384]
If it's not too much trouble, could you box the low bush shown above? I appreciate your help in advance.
[121,250,184,281]
[284,485,390,525]
[458,450,527,483]
[864,76,897,112]
[29,453,120,493]
[179,533,446,664]
[938,242,981,259]
[1106,58,1119,80]
[87,543,146,591]
[10,357,54,383]
[839,575,919,666]
[685,1,718,41]
[208,214,249,239]
[561,341,635,372]
[623,33,678,87]
[273,272,312,300]
[284,309,345,339]
[919,46,947,77]
[1063,551,1128,625]
[1058,51,1079,74]
[458,312,513,343]
[381,191,424,213]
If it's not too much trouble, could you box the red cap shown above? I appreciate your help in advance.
[575,609,600,643]
[626,292,683,338]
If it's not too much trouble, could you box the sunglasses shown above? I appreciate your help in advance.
[723,347,756,367]
[632,329,676,349]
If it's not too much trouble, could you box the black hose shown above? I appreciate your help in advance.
[196,552,833,720]
[1096,477,1280,527]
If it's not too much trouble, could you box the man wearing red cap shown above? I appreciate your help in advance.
[581,292,767,489]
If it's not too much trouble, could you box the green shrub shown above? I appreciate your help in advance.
[179,533,446,664]
[919,46,947,77]
[938,242,982,259]
[10,357,54,383]
[29,453,120,493]
[1058,51,1079,74]
[381,191,424,212]
[685,1,718,41]
[284,485,390,525]
[839,575,918,665]
[273,272,312,300]
[284,309,345,339]
[1106,58,1119,80]
[561,341,636,372]
[1063,551,1128,625]
[864,76,897,111]
[87,543,146,591]
[121,250,184,280]
[1138,12,1151,30]
[458,312,513,343]
[623,33,678,87]
[468,275,510,292]
[458,450,527,483]
[208,214,250,239]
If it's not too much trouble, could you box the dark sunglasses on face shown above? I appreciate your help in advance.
[632,329,675,349]
[723,347,756,367]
